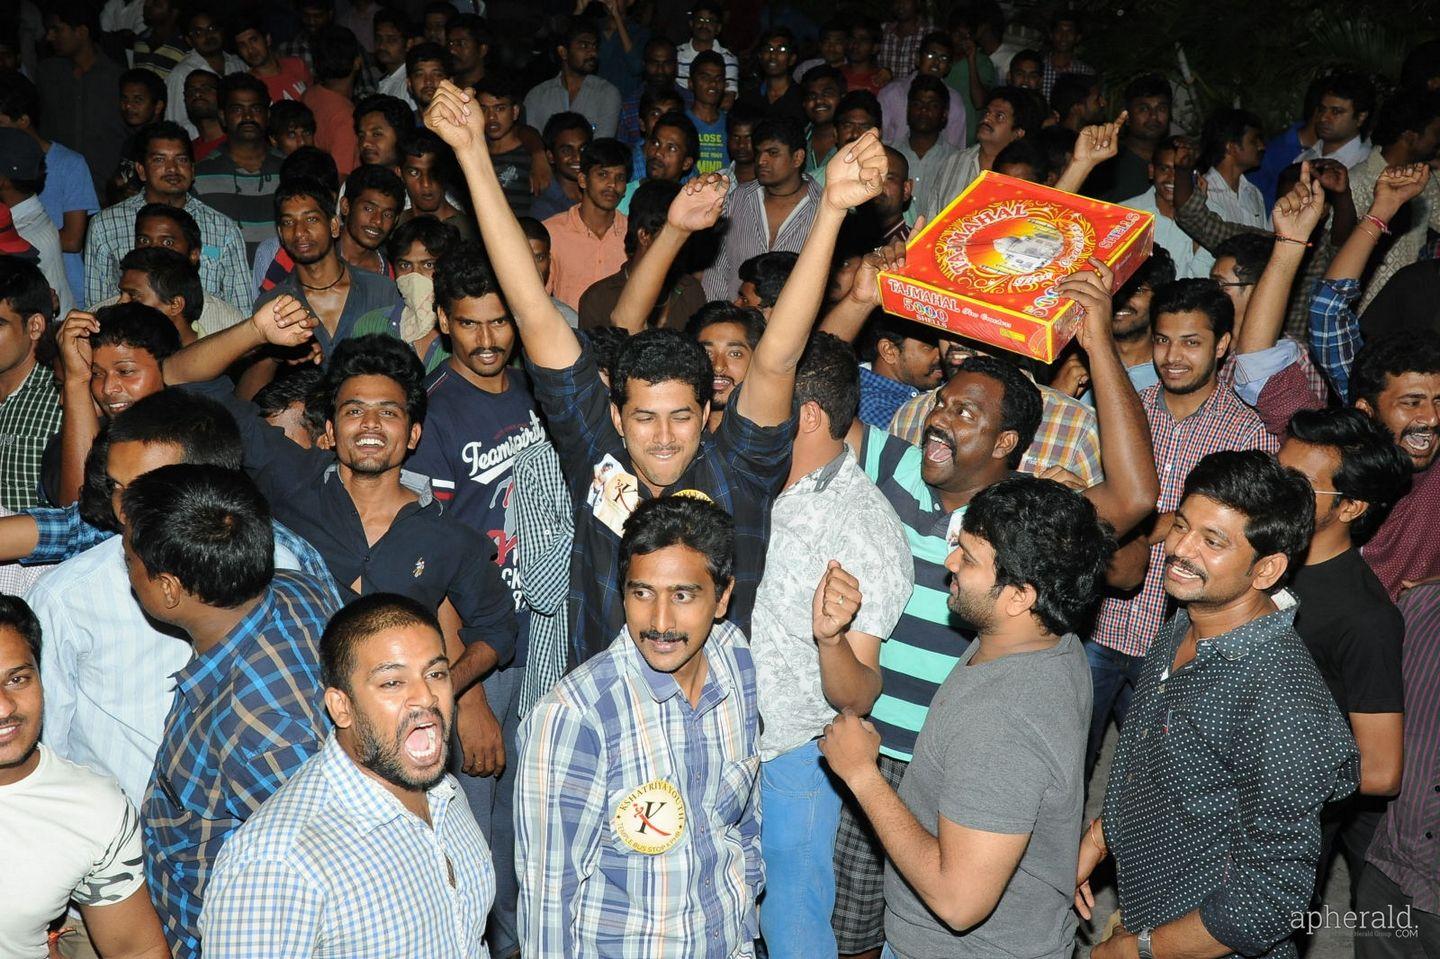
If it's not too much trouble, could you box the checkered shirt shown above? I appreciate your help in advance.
[143,570,339,959]
[877,20,934,79]
[512,440,573,716]
[1041,55,1095,98]
[515,622,761,958]
[200,732,495,959]
[858,365,921,430]
[0,360,60,510]
[1309,277,1363,403]
[1091,384,1278,658]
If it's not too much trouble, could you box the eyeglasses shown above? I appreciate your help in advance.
[1211,279,1254,289]
[692,15,719,25]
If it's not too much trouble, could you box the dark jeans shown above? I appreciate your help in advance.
[1354,864,1440,958]
[1084,640,1146,776]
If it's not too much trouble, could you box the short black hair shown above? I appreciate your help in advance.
[352,93,414,139]
[801,64,845,90]
[132,121,194,161]
[254,365,327,439]
[994,138,1053,182]
[687,302,766,349]
[279,144,339,192]
[46,0,99,35]
[626,179,680,257]
[1213,232,1274,286]
[343,163,406,208]
[1037,124,1078,178]
[385,214,460,264]
[218,71,270,112]
[406,41,450,75]
[1371,88,1440,149]
[579,137,633,179]
[581,326,630,377]
[542,111,594,153]
[1286,407,1414,543]
[373,7,412,36]
[324,333,427,424]
[433,241,503,313]
[917,29,954,55]
[1200,108,1264,171]
[1120,242,1176,297]
[123,464,275,608]
[908,73,949,107]
[269,99,317,140]
[1050,72,1099,119]
[517,216,550,248]
[962,477,1117,635]
[1010,48,1043,71]
[651,110,700,161]
[92,302,182,362]
[1317,71,1377,128]
[737,252,796,308]
[108,389,244,469]
[1151,278,1235,339]
[321,592,442,694]
[119,247,204,325]
[1181,450,1315,577]
[833,92,882,130]
[473,74,525,106]
[640,85,686,120]
[0,594,41,666]
[273,176,338,222]
[986,85,1045,138]
[795,331,859,438]
[619,496,734,595]
[1401,39,1440,92]
[957,354,1043,469]
[1123,73,1172,106]
[558,14,597,47]
[690,49,726,75]
[0,69,40,126]
[610,327,712,410]
[0,255,55,323]
[118,67,166,106]
[1351,329,1440,409]
[135,202,202,253]
[449,12,490,46]
[313,25,362,81]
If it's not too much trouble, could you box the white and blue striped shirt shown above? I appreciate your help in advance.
[200,732,495,958]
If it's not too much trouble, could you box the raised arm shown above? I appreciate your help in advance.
[162,295,317,385]
[1055,112,1126,195]
[1237,162,1328,355]
[425,81,582,370]
[611,174,728,333]
[1058,261,1159,536]
[1326,163,1429,285]
[55,310,103,506]
[737,130,889,427]
[817,225,916,343]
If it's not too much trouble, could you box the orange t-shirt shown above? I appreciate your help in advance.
[258,57,311,102]
[302,84,358,176]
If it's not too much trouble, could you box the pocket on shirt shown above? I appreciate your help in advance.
[713,755,760,826]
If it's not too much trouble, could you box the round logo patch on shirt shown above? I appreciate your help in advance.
[613,778,686,854]
[670,489,714,504]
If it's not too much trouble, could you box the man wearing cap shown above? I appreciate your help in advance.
[0,127,73,316]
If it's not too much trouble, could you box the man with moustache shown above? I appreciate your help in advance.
[193,73,285,262]
[200,594,497,958]
[856,315,944,428]
[1076,451,1359,959]
[687,303,767,434]
[515,497,762,958]
[524,17,623,139]
[543,139,631,309]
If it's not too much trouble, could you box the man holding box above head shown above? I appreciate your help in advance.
[423,78,890,669]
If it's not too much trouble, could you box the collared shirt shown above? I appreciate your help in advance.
[531,179,581,222]
[524,346,793,668]
[164,49,248,138]
[0,359,60,511]
[918,142,981,220]
[29,522,338,805]
[524,74,624,139]
[889,380,1106,488]
[1092,383,1277,658]
[201,732,495,958]
[1104,605,1358,958]
[1296,134,1372,170]
[512,441,573,717]
[84,191,250,310]
[1367,584,1440,914]
[677,40,740,93]
[882,81,968,151]
[143,571,339,959]
[1202,166,1270,229]
[1125,187,1216,279]
[858,363,921,429]
[1041,54,1095,98]
[11,194,74,316]
[130,31,188,76]
[702,176,823,300]
[193,149,285,261]
[1309,276,1362,402]
[254,263,402,357]
[515,622,762,958]
[893,138,958,227]
[577,262,707,331]
[878,19,935,79]
[543,205,629,309]
[377,62,413,107]
[1348,146,1440,310]
[751,450,912,760]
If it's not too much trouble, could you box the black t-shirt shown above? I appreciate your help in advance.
[1291,548,1405,715]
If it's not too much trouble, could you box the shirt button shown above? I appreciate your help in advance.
[1139,728,1148,739]
[1157,684,1165,694]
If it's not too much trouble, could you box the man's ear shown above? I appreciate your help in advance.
[329,215,342,239]
[157,571,186,611]
[339,197,351,219]
[902,177,913,204]
[407,421,422,451]
[166,296,188,323]
[325,687,355,729]
[682,156,695,175]
[1354,396,1376,418]
[1252,551,1290,592]
[875,336,900,365]
[23,312,44,342]
[436,304,451,334]
[993,428,1019,463]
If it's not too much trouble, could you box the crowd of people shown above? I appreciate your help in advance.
[1,1,1439,958]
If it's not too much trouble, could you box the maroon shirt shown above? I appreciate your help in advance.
[1364,463,1440,601]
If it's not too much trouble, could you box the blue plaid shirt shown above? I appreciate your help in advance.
[524,346,793,669]
[857,364,921,429]
[142,570,339,959]
[1309,276,1362,403]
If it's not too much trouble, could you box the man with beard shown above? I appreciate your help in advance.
[823,477,1114,959]
[525,18,623,139]
[405,42,450,119]
[35,1,128,196]
[181,70,227,161]
[255,178,401,361]
[891,76,956,226]
[1051,72,1106,133]
[826,259,1157,959]
[200,594,497,958]
[1124,138,1216,279]
[234,15,311,103]
[686,302,767,433]
[1077,451,1359,959]
[336,164,404,276]
[355,94,415,172]
[686,51,732,176]
[84,121,249,310]
[194,74,285,262]
[1086,73,1173,203]
[530,113,592,222]
[163,7,245,139]
[1085,278,1276,774]
[620,38,683,146]
[543,138,630,309]
[919,85,1043,219]
[446,14,489,92]
[120,464,339,959]
[879,33,968,150]
[398,128,478,240]
[856,315,943,428]
[515,496,762,958]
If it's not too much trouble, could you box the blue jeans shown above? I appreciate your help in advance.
[1085,640,1146,776]
[759,740,843,959]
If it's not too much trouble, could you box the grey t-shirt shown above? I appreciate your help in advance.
[884,632,1091,959]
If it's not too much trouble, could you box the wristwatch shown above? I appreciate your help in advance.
[1137,927,1155,959]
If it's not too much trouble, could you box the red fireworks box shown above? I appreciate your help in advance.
[876,171,1154,363]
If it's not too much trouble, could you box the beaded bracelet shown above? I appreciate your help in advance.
[1274,232,1313,248]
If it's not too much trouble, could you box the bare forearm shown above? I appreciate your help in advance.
[1056,158,1098,195]
[0,514,41,562]
[163,319,265,384]
[817,638,881,714]
[848,766,949,913]
[612,225,689,333]
[451,640,500,693]
[58,380,100,507]
[818,295,872,343]
[1085,339,1158,534]
[1329,190,1357,244]
[1326,199,1397,281]
[1236,245,1306,354]
[755,204,847,373]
